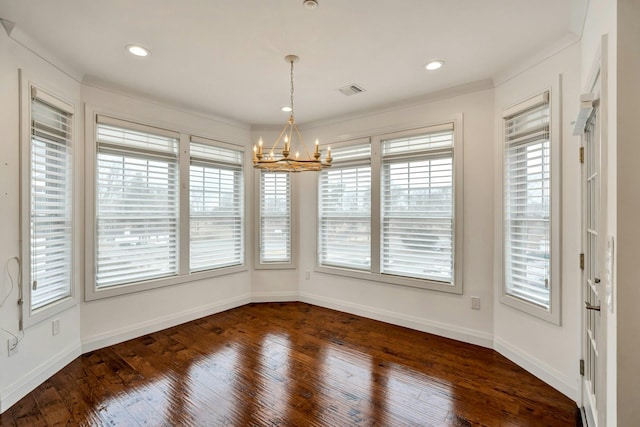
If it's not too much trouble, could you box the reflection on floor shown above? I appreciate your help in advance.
[0,302,577,426]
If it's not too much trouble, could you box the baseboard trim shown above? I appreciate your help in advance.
[299,292,494,349]
[494,336,578,401]
[81,294,251,353]
[0,343,81,413]
[251,291,299,303]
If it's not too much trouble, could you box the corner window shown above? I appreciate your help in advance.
[22,84,75,320]
[501,90,560,323]
[257,171,294,266]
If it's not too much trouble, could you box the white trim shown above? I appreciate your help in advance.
[19,71,78,327]
[499,82,562,325]
[251,291,299,303]
[494,336,578,401]
[0,343,81,413]
[253,170,298,270]
[81,294,251,353]
[316,117,464,294]
[299,292,493,348]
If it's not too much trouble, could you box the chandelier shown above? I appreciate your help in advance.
[253,55,332,172]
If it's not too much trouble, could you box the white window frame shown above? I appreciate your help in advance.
[20,75,77,326]
[85,109,248,301]
[190,135,245,272]
[254,170,297,269]
[500,88,561,324]
[315,118,464,294]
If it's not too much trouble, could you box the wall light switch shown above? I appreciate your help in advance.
[471,297,481,310]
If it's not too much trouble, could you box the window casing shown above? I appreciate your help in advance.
[381,129,454,282]
[317,121,463,293]
[190,138,244,271]
[256,170,295,267]
[86,114,246,300]
[318,143,371,270]
[24,87,75,315]
[501,90,560,323]
[95,121,180,288]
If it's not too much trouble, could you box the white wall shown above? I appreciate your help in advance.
[296,86,496,348]
[492,43,582,400]
[0,29,82,413]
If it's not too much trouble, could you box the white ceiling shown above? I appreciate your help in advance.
[0,0,585,125]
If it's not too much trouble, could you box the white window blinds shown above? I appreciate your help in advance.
[259,171,291,263]
[190,139,244,272]
[30,93,73,310]
[381,129,454,283]
[503,92,551,308]
[318,143,371,270]
[95,120,179,288]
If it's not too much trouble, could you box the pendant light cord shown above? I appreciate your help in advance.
[290,59,295,118]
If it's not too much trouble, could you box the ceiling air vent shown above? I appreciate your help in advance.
[337,84,366,96]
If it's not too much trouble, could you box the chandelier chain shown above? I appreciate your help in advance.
[290,59,295,117]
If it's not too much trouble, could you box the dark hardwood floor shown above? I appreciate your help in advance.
[0,302,577,426]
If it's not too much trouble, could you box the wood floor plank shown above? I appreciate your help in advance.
[0,302,577,426]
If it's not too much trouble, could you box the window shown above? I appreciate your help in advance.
[95,117,179,288]
[190,137,244,271]
[318,142,371,270]
[502,90,559,322]
[257,171,293,265]
[381,128,454,282]
[87,115,246,300]
[25,87,74,313]
[317,121,463,293]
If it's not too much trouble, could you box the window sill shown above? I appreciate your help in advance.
[85,264,248,301]
[500,291,561,325]
[314,265,462,294]
[24,295,77,329]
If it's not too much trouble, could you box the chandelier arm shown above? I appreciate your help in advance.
[269,122,290,154]
[293,124,312,156]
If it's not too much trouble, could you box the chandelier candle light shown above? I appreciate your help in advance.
[253,55,332,172]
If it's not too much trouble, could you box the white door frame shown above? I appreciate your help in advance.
[578,34,609,427]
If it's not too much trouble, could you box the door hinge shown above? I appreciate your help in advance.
[579,147,584,163]
[580,253,585,270]
[580,359,585,376]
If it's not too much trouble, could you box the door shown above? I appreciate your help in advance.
[582,98,604,427]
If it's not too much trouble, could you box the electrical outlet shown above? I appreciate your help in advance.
[52,318,60,336]
[7,338,18,357]
[471,296,481,310]
[305,271,311,280]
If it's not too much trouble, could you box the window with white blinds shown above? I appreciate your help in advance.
[190,138,244,271]
[318,143,371,270]
[503,92,551,309]
[95,120,179,288]
[381,129,454,282]
[29,92,74,311]
[259,171,291,264]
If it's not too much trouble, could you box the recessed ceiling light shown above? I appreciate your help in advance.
[303,0,318,9]
[281,106,292,112]
[425,60,444,71]
[126,44,150,57]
